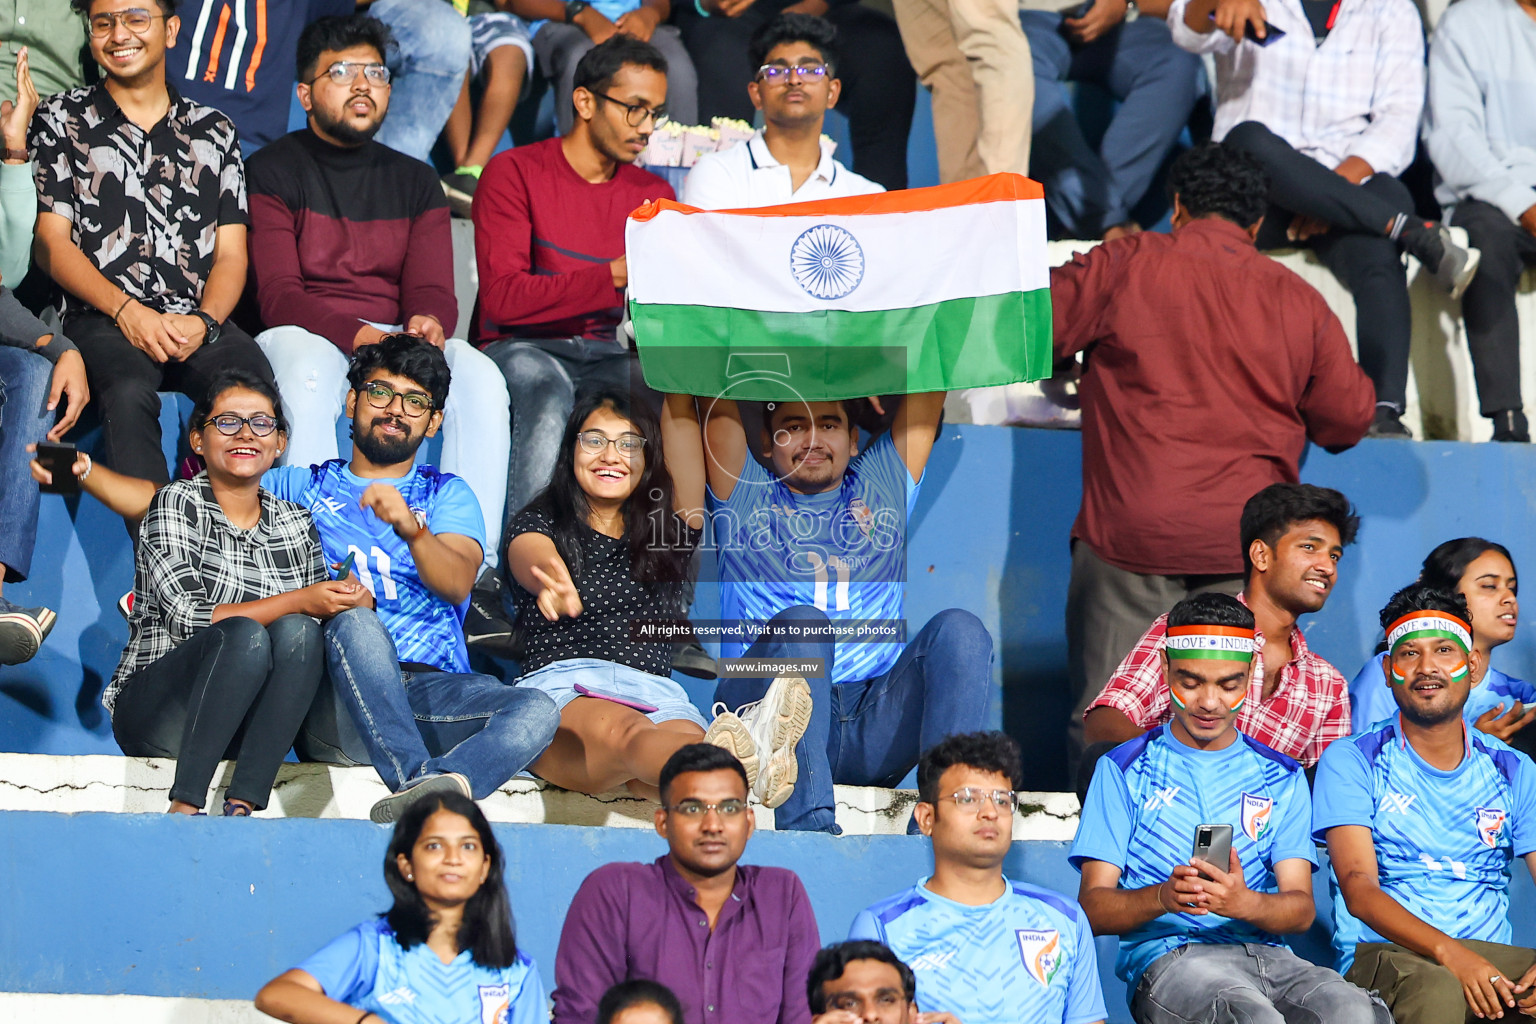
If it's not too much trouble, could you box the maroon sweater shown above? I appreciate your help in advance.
[472,137,673,344]
[246,130,456,353]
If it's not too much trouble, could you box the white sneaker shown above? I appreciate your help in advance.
[703,711,759,790]
[727,675,813,808]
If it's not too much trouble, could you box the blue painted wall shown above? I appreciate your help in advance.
[9,424,1536,789]
[4,810,1534,1021]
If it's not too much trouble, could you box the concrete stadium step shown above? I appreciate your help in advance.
[0,994,265,1024]
[0,752,1080,838]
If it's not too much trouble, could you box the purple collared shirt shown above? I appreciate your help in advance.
[552,855,820,1024]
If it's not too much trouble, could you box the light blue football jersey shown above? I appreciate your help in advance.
[708,433,919,683]
[849,877,1106,1024]
[1348,659,1536,735]
[298,918,545,1024]
[1312,717,1536,973]
[265,461,485,673]
[1070,724,1317,989]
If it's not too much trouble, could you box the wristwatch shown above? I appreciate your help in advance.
[565,0,590,20]
[193,310,222,345]
[1124,0,1140,21]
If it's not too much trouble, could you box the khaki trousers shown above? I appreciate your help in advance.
[891,0,1033,182]
[1349,940,1536,1024]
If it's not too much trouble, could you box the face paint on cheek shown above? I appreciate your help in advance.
[1169,689,1188,711]
[1450,659,1469,683]
[1228,693,1246,712]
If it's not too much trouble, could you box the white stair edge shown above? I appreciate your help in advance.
[0,993,270,1023]
[0,753,1080,839]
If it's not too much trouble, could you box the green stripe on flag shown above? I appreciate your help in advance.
[1165,650,1255,662]
[630,290,1053,400]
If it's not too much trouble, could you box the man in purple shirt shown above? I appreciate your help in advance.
[553,743,821,1024]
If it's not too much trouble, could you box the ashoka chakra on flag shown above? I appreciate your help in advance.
[624,173,1054,401]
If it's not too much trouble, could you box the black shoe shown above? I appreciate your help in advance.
[464,569,520,660]
[1492,410,1530,443]
[442,172,478,218]
[1367,404,1412,439]
[1399,220,1481,300]
[0,598,57,666]
[672,640,719,680]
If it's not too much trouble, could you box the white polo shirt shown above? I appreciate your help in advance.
[682,129,883,209]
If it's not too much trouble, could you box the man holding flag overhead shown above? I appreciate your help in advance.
[629,172,1054,832]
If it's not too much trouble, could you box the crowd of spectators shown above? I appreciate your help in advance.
[3,0,1536,1021]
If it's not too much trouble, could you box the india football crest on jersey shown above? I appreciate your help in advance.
[1477,806,1508,848]
[478,982,510,1024]
[1016,928,1062,987]
[1241,792,1273,842]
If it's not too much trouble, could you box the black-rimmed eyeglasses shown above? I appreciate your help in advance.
[591,92,669,129]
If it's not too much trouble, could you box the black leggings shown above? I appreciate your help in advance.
[1225,120,1414,409]
[673,2,916,190]
[112,615,324,809]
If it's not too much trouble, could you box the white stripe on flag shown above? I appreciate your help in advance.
[627,200,1049,314]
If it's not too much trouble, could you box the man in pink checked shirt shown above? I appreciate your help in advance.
[1077,483,1358,799]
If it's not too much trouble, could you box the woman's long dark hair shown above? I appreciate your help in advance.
[382,791,517,969]
[523,389,696,590]
[1420,537,1516,594]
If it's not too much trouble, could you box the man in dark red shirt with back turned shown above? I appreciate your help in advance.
[1051,141,1375,774]
[473,33,674,518]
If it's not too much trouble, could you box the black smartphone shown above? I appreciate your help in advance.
[1208,12,1287,45]
[36,441,79,495]
[1190,823,1233,877]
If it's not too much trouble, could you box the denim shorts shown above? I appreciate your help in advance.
[469,12,534,80]
[516,658,708,729]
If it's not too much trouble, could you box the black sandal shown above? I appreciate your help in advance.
[222,799,253,817]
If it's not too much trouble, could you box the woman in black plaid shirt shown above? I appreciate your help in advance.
[104,369,375,815]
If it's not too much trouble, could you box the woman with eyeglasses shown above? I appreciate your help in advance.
[505,390,800,801]
[88,370,372,815]
[255,791,546,1024]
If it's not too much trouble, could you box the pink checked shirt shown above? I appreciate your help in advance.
[1086,608,1352,766]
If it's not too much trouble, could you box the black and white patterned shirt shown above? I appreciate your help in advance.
[30,83,247,316]
[107,475,326,713]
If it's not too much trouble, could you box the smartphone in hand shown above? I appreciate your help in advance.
[1190,823,1233,878]
[36,441,79,495]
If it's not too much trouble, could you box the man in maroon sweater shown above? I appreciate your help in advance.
[248,14,511,565]
[473,34,674,519]
[1050,141,1376,774]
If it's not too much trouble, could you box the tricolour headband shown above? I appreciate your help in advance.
[1386,611,1472,656]
[1165,624,1257,661]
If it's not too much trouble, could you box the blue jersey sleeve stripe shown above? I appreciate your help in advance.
[1238,733,1301,772]
[1106,732,1154,771]
[875,892,926,926]
[1356,723,1395,763]
[1010,881,1080,922]
[1472,737,1523,788]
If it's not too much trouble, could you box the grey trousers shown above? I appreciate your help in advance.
[1134,943,1389,1024]
[1064,540,1241,772]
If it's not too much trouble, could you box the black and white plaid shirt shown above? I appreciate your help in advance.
[30,82,247,316]
[107,475,326,712]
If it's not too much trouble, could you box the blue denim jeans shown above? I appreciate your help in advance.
[321,608,560,798]
[482,337,637,521]
[370,0,472,164]
[0,347,53,582]
[1133,943,1388,1024]
[714,605,995,832]
[1020,12,1202,237]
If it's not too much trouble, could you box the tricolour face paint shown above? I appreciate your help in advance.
[1385,610,1472,684]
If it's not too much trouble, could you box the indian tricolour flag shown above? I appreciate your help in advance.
[625,173,1052,401]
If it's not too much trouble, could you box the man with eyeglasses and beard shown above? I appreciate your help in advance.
[31,0,274,531]
[1315,583,1536,1024]
[1073,592,1383,1024]
[552,743,821,1024]
[247,14,513,572]
[851,732,1106,1024]
[264,335,559,824]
